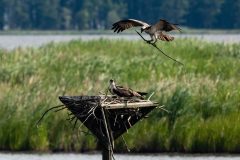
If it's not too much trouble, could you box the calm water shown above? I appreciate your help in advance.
[1,153,240,160]
[0,34,240,50]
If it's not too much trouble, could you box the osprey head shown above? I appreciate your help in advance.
[109,79,114,83]
[141,26,149,33]
[109,79,116,89]
[109,79,115,86]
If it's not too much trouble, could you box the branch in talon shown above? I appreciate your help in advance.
[146,40,152,44]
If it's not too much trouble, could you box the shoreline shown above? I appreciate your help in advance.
[1,29,240,35]
[1,151,240,156]
[1,34,240,50]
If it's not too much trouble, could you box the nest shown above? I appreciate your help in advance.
[36,94,162,155]
[58,95,159,147]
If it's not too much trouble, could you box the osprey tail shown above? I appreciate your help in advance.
[157,32,174,42]
[137,91,148,96]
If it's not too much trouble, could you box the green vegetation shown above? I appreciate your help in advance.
[0,39,240,153]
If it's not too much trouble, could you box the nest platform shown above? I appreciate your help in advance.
[59,95,159,160]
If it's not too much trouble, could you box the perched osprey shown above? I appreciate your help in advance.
[112,19,181,44]
[109,79,147,99]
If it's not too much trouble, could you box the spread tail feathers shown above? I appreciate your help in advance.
[157,32,174,41]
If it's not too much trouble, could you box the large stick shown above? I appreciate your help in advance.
[36,104,65,127]
[135,30,183,66]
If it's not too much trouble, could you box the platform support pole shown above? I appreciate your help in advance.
[102,143,112,160]
[101,107,114,160]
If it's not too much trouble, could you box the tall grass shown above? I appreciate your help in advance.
[0,39,239,152]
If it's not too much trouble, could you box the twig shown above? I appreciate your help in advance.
[54,107,66,112]
[135,30,184,66]
[36,104,65,127]
[127,116,132,127]
[157,105,171,113]
[79,109,95,129]
[121,136,131,152]
[147,92,155,101]
[124,123,129,134]
[114,115,118,126]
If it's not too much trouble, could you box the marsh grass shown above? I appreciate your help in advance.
[0,39,239,152]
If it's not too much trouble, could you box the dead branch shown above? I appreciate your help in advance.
[36,104,65,127]
[135,30,184,66]
[121,136,131,152]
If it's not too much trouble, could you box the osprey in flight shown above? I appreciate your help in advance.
[109,79,147,99]
[112,19,181,44]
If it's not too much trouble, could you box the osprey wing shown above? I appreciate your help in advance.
[157,32,175,41]
[154,19,181,32]
[112,19,149,33]
[129,88,145,99]
[115,85,133,97]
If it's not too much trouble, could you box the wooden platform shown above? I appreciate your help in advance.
[59,96,157,139]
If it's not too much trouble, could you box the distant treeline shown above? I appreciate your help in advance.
[0,0,239,30]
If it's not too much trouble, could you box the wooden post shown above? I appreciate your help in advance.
[101,107,113,160]
[102,144,112,160]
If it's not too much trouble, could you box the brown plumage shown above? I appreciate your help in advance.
[157,32,174,41]
[112,19,181,44]
[112,19,150,33]
[153,19,181,32]
[108,79,147,99]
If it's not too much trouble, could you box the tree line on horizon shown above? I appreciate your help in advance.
[0,0,239,30]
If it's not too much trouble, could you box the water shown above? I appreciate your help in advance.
[1,153,240,160]
[0,34,240,50]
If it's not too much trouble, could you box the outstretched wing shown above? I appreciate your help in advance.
[112,19,150,33]
[153,19,181,32]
